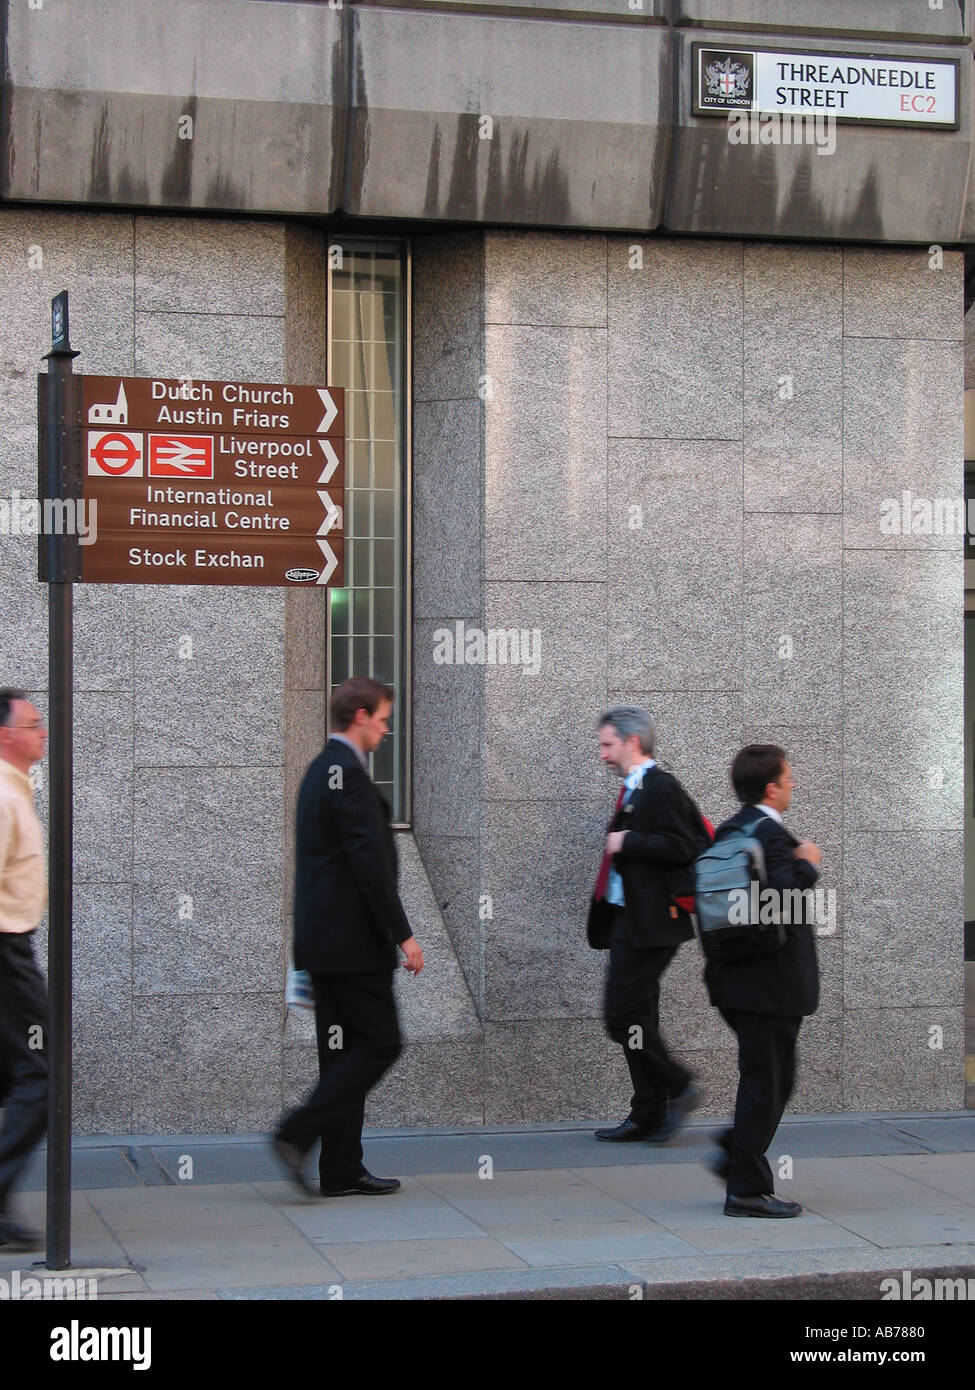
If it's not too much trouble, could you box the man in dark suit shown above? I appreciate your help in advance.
[588,707,704,1143]
[704,744,821,1218]
[273,676,424,1197]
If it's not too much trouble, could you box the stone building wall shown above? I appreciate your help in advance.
[0,213,964,1131]
[412,230,965,1120]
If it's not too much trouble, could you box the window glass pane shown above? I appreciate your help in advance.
[371,390,396,441]
[351,490,371,538]
[353,589,371,632]
[330,588,350,636]
[351,540,371,583]
[373,540,394,588]
[374,490,394,538]
[374,637,394,681]
[331,638,350,685]
[353,636,372,675]
[374,739,393,783]
[345,442,367,491]
[373,442,396,489]
[331,294,352,340]
[374,589,394,634]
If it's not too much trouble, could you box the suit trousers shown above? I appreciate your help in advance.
[603,912,690,1128]
[0,932,48,1214]
[718,1008,802,1197]
[278,969,402,1190]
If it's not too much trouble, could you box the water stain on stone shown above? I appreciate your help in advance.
[160,91,198,207]
[90,104,111,202]
[423,125,442,221]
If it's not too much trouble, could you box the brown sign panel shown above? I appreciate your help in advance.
[81,376,344,438]
[68,375,346,588]
[88,479,344,539]
[84,430,343,489]
[82,534,344,588]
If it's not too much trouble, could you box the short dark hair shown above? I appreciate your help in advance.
[731,744,787,806]
[0,688,28,728]
[330,677,394,732]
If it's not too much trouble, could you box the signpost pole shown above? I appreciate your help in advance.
[40,291,80,1270]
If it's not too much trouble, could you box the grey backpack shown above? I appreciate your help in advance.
[694,812,785,960]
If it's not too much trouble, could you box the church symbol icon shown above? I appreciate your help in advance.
[87,381,128,426]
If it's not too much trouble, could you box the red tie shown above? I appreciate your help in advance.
[593,785,626,900]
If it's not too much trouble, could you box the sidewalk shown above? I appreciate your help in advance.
[3,1111,975,1300]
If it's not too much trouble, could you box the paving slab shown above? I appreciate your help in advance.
[574,1162,720,1200]
[865,1156,975,1203]
[775,1155,959,1211]
[84,1182,295,1234]
[286,1201,485,1243]
[0,1192,130,1272]
[825,1203,975,1248]
[116,1226,343,1293]
[668,1221,872,1254]
[500,1230,699,1266]
[319,1236,529,1280]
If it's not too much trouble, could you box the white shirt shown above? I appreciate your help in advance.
[0,761,47,933]
[606,759,657,906]
[330,733,369,772]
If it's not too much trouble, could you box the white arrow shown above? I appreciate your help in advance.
[317,490,341,536]
[317,389,338,434]
[316,438,340,483]
[316,539,338,585]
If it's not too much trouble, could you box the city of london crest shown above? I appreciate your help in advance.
[705,56,752,103]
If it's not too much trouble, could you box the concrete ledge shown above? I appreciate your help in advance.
[3,0,973,241]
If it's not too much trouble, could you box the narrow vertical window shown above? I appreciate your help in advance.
[327,240,410,822]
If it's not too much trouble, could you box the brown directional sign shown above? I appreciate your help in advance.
[81,375,344,438]
[60,374,346,587]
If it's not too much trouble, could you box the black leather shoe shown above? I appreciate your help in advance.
[724,1193,802,1219]
[646,1082,702,1143]
[321,1172,402,1197]
[594,1119,659,1142]
[0,1215,43,1251]
[271,1136,317,1197]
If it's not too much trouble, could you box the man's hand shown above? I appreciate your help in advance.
[794,839,822,867]
[400,935,424,976]
[605,831,626,857]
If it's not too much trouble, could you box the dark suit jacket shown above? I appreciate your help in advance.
[703,805,820,1017]
[292,738,412,975]
[587,766,704,950]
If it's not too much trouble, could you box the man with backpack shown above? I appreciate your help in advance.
[587,707,706,1143]
[697,744,821,1218]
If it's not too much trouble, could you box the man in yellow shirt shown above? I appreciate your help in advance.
[0,686,49,1251]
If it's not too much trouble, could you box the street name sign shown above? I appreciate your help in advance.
[693,44,960,129]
